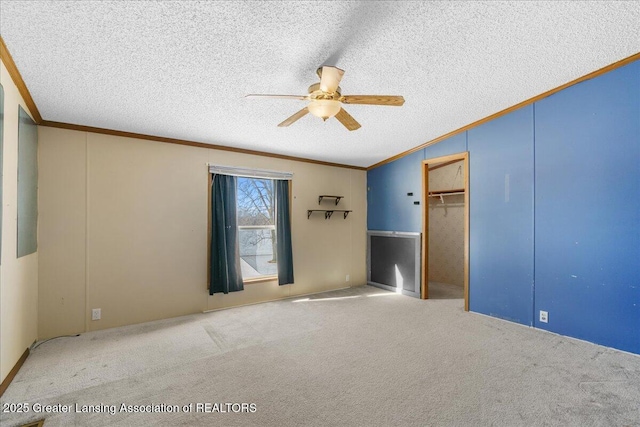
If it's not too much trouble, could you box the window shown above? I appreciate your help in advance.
[236,177,277,279]
[17,106,38,258]
[209,165,294,295]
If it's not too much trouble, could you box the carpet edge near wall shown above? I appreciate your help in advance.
[0,346,30,397]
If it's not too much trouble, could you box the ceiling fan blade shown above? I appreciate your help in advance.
[319,66,345,93]
[335,108,361,131]
[340,95,405,106]
[278,107,309,127]
[245,94,309,100]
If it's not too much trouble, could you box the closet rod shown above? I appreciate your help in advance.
[427,191,465,203]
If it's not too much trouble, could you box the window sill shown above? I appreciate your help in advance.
[243,275,278,285]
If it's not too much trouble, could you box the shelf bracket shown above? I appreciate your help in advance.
[343,211,350,219]
[440,194,444,204]
[325,210,334,219]
[307,210,312,219]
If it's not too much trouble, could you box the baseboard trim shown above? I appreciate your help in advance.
[203,285,357,314]
[0,347,30,397]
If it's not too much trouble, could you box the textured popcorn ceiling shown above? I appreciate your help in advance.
[1,1,639,167]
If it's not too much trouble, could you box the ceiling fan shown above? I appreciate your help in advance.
[246,66,405,131]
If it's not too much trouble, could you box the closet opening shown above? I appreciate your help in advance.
[421,152,469,311]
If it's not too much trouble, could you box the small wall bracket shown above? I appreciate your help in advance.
[307,209,352,219]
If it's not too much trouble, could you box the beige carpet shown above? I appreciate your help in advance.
[428,281,464,299]
[1,285,639,426]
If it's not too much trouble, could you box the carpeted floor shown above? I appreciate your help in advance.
[428,281,464,299]
[1,285,639,426]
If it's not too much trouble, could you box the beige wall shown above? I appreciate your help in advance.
[428,160,464,286]
[37,129,86,338]
[0,60,39,383]
[38,127,367,338]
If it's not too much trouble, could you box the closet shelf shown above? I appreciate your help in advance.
[428,188,465,203]
[318,195,343,205]
[307,209,352,219]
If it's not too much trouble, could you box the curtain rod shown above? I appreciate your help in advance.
[207,164,293,180]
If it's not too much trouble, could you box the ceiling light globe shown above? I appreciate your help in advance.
[308,100,341,120]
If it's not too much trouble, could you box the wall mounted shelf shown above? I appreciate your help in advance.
[307,210,352,219]
[310,194,351,219]
[318,195,343,205]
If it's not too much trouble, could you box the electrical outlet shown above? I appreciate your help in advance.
[92,308,101,321]
[346,274,350,282]
[539,310,548,323]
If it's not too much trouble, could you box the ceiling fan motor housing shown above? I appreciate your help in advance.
[247,65,403,130]
[307,83,341,99]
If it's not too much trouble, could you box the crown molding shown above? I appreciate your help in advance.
[1,36,363,170]
[0,36,43,123]
[3,34,636,172]
[367,51,640,170]
[40,121,366,170]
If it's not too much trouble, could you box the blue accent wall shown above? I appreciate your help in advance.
[534,60,640,354]
[367,59,640,354]
[468,105,534,325]
[424,132,466,159]
[367,149,424,232]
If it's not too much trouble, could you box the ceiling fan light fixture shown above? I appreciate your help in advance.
[308,99,341,120]
[248,65,403,130]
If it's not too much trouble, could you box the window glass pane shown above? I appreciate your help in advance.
[0,84,4,263]
[18,106,38,257]
[237,177,274,226]
[238,228,277,277]
[237,177,277,278]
